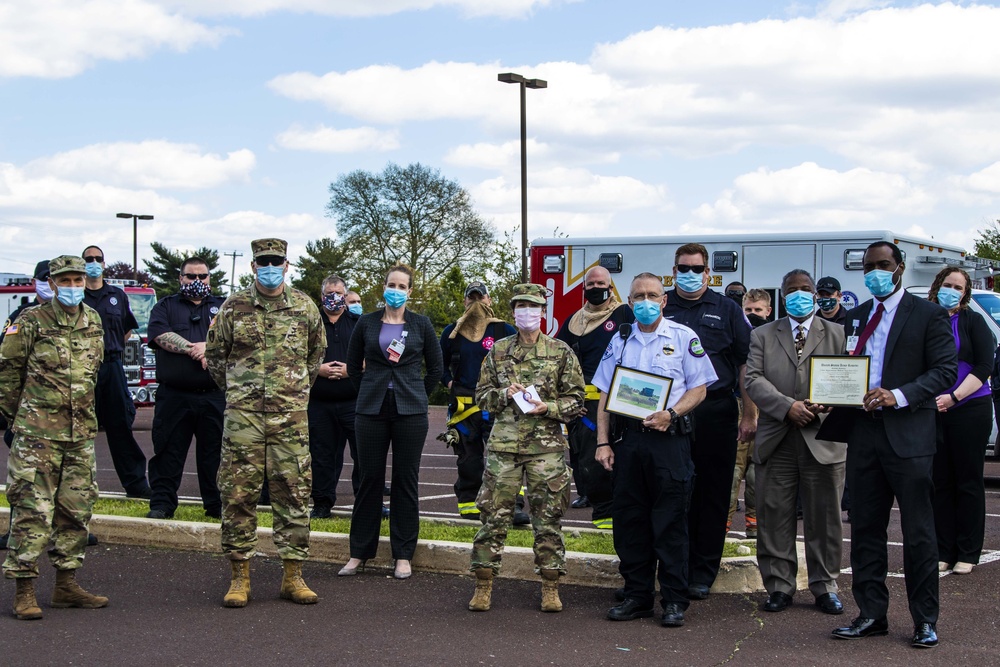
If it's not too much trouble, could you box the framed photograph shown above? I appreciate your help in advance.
[808,355,870,407]
[605,365,673,420]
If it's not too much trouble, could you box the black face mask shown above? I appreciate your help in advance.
[584,287,610,305]
[726,290,745,305]
[746,313,768,329]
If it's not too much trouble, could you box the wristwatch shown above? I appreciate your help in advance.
[667,408,679,422]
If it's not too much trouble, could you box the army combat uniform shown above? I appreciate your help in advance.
[471,295,585,577]
[205,255,325,564]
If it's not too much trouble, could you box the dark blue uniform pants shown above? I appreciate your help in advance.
[308,398,359,508]
[612,429,693,609]
[148,385,223,514]
[95,359,148,494]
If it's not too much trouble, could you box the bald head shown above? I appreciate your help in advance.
[585,266,611,288]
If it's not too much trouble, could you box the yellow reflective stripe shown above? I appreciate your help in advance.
[592,518,613,529]
[446,402,481,426]
[585,384,601,401]
[458,502,479,514]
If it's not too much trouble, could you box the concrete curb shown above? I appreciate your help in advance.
[0,508,807,593]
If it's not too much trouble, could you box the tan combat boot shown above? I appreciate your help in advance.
[51,570,109,609]
[540,569,563,612]
[280,560,318,604]
[14,579,42,620]
[468,567,493,612]
[223,560,251,608]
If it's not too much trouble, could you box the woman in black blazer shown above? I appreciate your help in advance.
[340,265,443,579]
[928,267,994,576]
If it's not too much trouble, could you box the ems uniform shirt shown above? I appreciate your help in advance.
[662,288,750,392]
[147,293,227,391]
[84,283,138,354]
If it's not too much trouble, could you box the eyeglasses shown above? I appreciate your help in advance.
[83,256,104,264]
[183,273,209,280]
[256,256,286,267]
[676,264,707,274]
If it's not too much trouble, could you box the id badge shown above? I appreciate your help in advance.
[387,338,406,363]
[846,335,859,354]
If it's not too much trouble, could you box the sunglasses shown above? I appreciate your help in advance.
[676,264,707,274]
[183,273,209,280]
[256,256,286,267]
[83,256,104,263]
[726,290,745,298]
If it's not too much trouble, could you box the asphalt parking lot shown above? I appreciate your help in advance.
[0,407,998,665]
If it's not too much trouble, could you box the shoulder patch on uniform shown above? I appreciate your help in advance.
[210,306,219,315]
[482,336,495,350]
[602,340,614,360]
[689,337,705,357]
[109,296,118,306]
[4,323,18,335]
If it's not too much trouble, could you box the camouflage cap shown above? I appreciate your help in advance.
[49,255,86,277]
[509,283,546,306]
[251,238,288,259]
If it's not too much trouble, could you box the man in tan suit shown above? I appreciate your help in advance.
[745,269,847,615]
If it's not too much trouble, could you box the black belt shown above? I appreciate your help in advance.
[621,418,680,436]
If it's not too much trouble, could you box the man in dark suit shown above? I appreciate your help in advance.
[745,270,847,616]
[828,241,956,649]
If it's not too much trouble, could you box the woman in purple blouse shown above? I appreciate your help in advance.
[927,267,993,575]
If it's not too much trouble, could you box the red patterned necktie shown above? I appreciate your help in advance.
[852,303,885,356]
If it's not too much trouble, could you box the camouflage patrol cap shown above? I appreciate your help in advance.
[251,238,288,259]
[49,255,86,277]
[509,283,547,306]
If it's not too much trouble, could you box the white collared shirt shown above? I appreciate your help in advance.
[789,313,815,346]
[861,288,908,408]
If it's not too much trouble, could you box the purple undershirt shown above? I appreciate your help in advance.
[949,312,990,406]
[380,322,405,390]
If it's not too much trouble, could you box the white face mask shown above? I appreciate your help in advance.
[35,280,54,302]
[514,307,543,332]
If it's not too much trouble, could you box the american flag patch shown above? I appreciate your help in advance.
[4,324,18,335]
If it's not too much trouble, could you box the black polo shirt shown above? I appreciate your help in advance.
[662,287,750,392]
[817,307,847,326]
[147,293,226,391]
[83,283,139,354]
[310,311,360,402]
[555,304,635,383]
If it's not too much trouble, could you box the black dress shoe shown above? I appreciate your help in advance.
[911,623,938,649]
[686,584,710,600]
[607,598,655,621]
[614,586,626,602]
[571,495,591,509]
[512,510,531,526]
[146,509,174,519]
[310,504,332,519]
[762,591,793,612]
[661,603,685,627]
[831,616,889,639]
[86,533,99,547]
[815,592,844,615]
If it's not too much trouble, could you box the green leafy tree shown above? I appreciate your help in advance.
[421,265,469,332]
[973,220,1000,292]
[466,227,522,324]
[145,242,227,299]
[326,162,495,296]
[291,237,353,306]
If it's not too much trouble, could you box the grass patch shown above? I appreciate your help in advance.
[0,496,754,557]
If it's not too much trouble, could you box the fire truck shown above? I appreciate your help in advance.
[1,277,159,405]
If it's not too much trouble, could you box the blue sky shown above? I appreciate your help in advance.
[3,0,1000,283]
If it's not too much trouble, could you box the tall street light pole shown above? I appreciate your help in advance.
[116,212,154,282]
[498,72,547,283]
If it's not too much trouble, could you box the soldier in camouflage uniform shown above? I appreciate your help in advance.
[468,283,585,613]
[0,255,108,620]
[205,238,326,608]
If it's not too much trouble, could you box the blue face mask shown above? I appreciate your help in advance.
[85,263,103,279]
[937,286,962,310]
[348,304,363,315]
[675,271,704,293]
[863,267,898,298]
[784,290,816,319]
[383,288,408,308]
[256,265,285,289]
[56,286,85,307]
[632,300,661,326]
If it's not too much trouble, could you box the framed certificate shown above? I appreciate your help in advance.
[604,365,673,419]
[808,355,870,407]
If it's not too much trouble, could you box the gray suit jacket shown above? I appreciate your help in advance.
[346,308,444,416]
[745,316,847,466]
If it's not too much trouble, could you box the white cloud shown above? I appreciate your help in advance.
[275,125,400,153]
[0,0,230,78]
[162,0,577,19]
[691,162,934,228]
[26,141,255,190]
